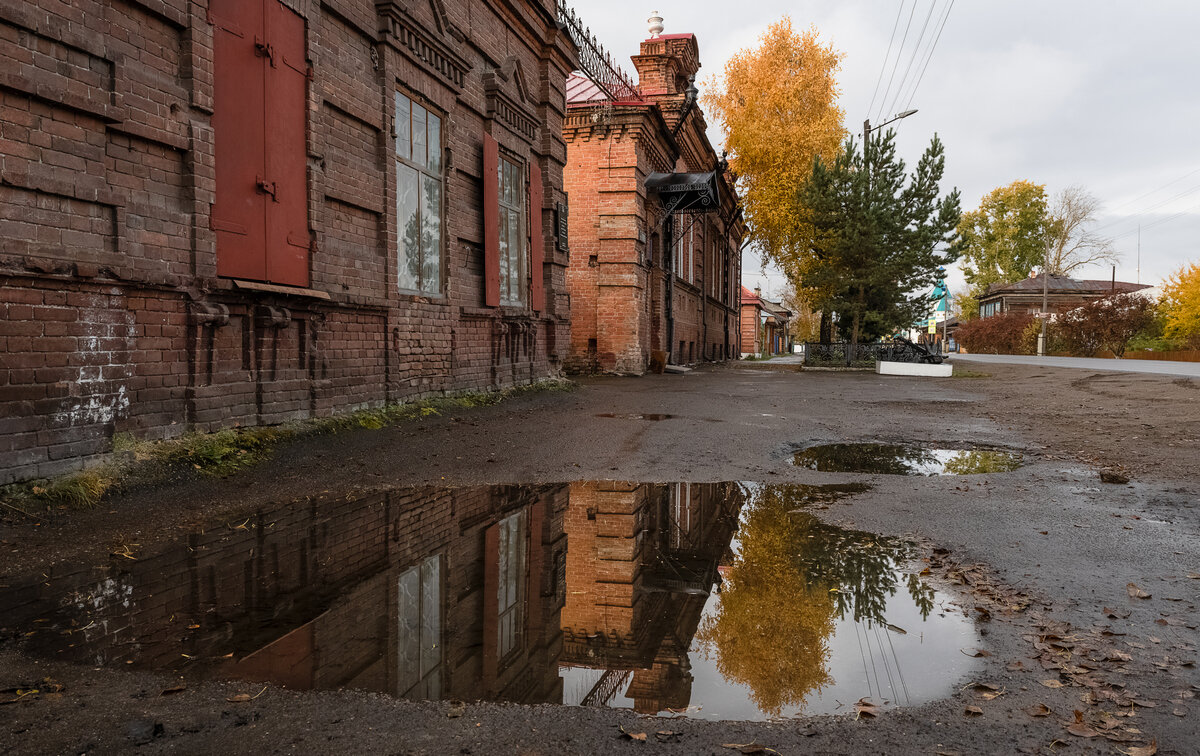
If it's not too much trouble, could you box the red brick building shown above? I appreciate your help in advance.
[562,28,744,374]
[739,286,791,357]
[0,0,579,483]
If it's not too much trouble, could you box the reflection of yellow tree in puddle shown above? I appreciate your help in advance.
[696,484,934,716]
[940,450,1022,475]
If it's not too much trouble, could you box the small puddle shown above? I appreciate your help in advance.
[0,482,979,721]
[791,443,1023,475]
[595,413,674,421]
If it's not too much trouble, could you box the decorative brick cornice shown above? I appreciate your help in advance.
[483,57,539,144]
[376,1,470,91]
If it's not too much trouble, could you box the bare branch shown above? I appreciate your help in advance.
[1047,185,1119,275]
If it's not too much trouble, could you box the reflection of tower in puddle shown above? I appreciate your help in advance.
[561,482,744,714]
[2,485,569,706]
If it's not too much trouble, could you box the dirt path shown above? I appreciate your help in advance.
[2,362,1198,754]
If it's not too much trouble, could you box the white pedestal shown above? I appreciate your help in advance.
[876,360,953,377]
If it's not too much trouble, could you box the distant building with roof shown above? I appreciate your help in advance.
[562,19,744,374]
[977,274,1153,318]
[739,286,791,357]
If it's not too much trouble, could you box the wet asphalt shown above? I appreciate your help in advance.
[1,361,1198,754]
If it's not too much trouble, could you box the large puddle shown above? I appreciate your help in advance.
[0,482,979,720]
[792,443,1023,476]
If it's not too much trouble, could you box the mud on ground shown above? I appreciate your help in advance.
[2,362,1198,754]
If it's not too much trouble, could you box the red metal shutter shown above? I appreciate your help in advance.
[482,133,500,307]
[264,0,310,287]
[481,522,499,692]
[211,0,267,281]
[211,0,309,287]
[528,159,544,312]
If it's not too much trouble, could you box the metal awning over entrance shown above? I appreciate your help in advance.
[646,171,720,214]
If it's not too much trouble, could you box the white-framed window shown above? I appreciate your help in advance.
[395,91,443,295]
[498,156,526,306]
[497,510,527,661]
[397,555,442,699]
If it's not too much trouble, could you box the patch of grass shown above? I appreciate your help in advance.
[1,379,576,512]
[2,467,117,511]
[952,367,992,379]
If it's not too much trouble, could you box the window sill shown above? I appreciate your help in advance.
[230,279,332,300]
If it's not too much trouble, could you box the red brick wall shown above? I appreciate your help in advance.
[0,0,578,483]
[562,32,743,375]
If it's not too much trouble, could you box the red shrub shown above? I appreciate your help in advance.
[956,312,1035,354]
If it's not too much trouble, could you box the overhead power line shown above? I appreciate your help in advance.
[868,2,907,118]
[885,0,939,118]
[875,1,919,123]
[903,0,955,111]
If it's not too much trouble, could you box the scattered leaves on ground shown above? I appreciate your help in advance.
[1127,583,1151,599]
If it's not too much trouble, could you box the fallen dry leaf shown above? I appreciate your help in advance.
[721,743,777,754]
[1024,703,1053,717]
[964,705,983,717]
[1186,572,1200,580]
[1105,607,1132,619]
[960,647,992,658]
[1118,741,1157,756]
[654,731,683,743]
[1127,583,1151,599]
[619,726,646,742]
[226,686,267,703]
[447,700,465,718]
[159,684,186,696]
[1041,679,1065,689]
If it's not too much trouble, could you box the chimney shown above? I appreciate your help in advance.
[754,286,761,299]
[631,18,700,98]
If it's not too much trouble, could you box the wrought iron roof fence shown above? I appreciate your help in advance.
[556,1,641,102]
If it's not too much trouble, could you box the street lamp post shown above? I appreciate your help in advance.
[1038,237,1050,356]
[860,110,918,358]
[863,109,918,183]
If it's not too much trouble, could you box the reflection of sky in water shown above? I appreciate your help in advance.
[792,444,1023,476]
[685,581,977,720]
[564,578,979,721]
[562,484,982,721]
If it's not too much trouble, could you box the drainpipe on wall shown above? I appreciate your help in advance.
[664,213,675,363]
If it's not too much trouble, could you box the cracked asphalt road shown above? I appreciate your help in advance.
[2,361,1198,754]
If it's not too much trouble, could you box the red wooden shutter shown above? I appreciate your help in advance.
[211,0,267,281]
[483,133,500,307]
[528,159,544,312]
[264,0,310,287]
[211,0,309,287]
[481,522,499,692]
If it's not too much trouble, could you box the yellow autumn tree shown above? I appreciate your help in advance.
[703,18,845,274]
[1160,261,1200,347]
[695,486,837,716]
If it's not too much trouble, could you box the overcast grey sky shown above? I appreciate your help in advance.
[575,1,1200,298]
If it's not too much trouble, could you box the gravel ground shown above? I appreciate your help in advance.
[2,361,1198,755]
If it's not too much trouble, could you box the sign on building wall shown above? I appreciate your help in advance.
[555,201,569,252]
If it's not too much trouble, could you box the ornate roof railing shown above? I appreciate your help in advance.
[556,1,641,102]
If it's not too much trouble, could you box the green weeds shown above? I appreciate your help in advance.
[1,379,574,511]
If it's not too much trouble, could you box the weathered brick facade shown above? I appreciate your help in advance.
[0,0,577,483]
[562,32,744,374]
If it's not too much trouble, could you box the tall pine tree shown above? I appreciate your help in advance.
[801,130,961,350]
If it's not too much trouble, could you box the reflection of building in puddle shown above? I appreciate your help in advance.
[560,482,744,714]
[2,485,570,705]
